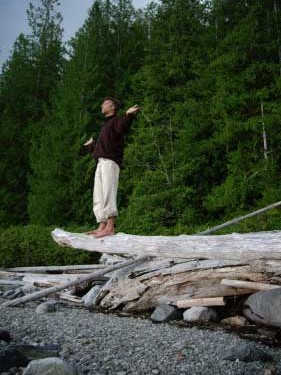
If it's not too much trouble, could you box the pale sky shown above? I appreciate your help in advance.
[0,0,150,69]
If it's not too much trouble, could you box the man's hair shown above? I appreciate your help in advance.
[103,97,122,111]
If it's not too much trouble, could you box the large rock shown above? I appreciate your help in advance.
[22,357,78,375]
[0,330,11,343]
[183,307,217,322]
[222,343,273,362]
[220,315,248,327]
[2,288,24,299]
[82,285,102,309]
[8,344,61,361]
[243,288,281,327]
[36,300,60,314]
[0,347,29,372]
[151,305,182,323]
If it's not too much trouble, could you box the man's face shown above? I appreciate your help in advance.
[101,100,115,116]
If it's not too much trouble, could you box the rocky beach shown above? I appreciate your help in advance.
[1,298,281,375]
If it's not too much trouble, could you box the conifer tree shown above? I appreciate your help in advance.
[0,0,63,226]
[201,0,281,221]
[0,34,34,225]
[118,0,210,234]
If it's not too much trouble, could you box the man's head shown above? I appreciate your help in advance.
[101,97,122,117]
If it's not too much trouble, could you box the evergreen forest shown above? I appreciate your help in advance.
[1,0,281,260]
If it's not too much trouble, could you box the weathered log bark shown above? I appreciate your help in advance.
[101,263,269,312]
[51,228,281,260]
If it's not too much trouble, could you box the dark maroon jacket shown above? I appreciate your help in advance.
[93,114,133,167]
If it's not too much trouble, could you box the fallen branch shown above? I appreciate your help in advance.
[0,255,150,309]
[221,279,281,291]
[6,264,105,273]
[197,201,281,235]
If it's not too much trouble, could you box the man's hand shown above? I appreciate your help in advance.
[126,104,141,116]
[83,137,94,146]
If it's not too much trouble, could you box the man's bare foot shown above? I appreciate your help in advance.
[94,229,115,238]
[86,223,106,236]
[86,230,98,236]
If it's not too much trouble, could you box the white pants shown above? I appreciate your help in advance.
[93,158,120,223]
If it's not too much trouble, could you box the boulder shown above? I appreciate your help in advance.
[2,288,24,299]
[35,300,59,314]
[0,330,11,343]
[82,285,102,309]
[220,315,248,327]
[22,357,78,375]
[151,304,182,323]
[222,343,273,362]
[22,284,39,294]
[0,347,29,372]
[243,288,281,327]
[8,344,61,360]
[183,307,217,322]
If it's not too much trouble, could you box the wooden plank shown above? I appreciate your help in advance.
[0,255,150,308]
[51,228,281,261]
[59,293,83,304]
[0,280,26,287]
[23,274,87,285]
[7,264,105,273]
[221,279,281,291]
[174,297,225,308]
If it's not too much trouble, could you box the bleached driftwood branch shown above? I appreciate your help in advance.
[197,201,281,235]
[52,228,281,261]
[221,279,281,291]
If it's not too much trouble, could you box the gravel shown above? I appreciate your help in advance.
[0,298,280,375]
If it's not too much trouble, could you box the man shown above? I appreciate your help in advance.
[84,97,140,238]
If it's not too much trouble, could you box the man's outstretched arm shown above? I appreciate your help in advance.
[126,104,141,116]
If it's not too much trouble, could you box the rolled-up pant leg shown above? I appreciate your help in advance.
[93,158,120,223]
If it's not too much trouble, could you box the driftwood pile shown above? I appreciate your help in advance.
[10,229,278,312]
[1,228,281,320]
[48,229,281,313]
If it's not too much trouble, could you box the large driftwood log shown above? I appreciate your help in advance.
[52,228,281,260]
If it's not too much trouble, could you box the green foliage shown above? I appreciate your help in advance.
[0,225,100,268]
